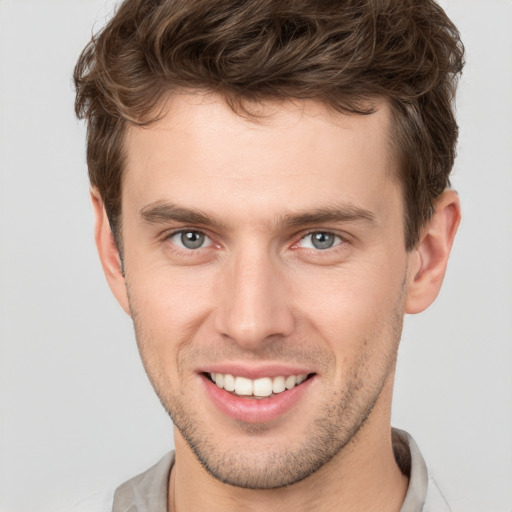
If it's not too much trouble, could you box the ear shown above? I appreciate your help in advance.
[90,188,131,316]
[405,189,461,314]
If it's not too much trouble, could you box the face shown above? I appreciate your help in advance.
[114,95,414,488]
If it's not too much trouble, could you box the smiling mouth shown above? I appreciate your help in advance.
[206,372,313,398]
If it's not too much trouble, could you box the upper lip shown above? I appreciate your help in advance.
[197,363,316,380]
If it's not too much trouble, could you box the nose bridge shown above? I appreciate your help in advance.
[214,242,293,347]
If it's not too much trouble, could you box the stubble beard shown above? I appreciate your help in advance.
[169,369,389,489]
[128,285,406,490]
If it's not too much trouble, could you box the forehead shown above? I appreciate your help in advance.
[121,94,399,226]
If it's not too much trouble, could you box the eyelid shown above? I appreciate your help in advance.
[292,230,347,250]
[162,227,349,253]
[165,228,215,250]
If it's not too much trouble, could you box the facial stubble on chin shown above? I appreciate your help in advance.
[127,279,406,490]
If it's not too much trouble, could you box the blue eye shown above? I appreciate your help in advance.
[299,232,341,250]
[170,230,211,250]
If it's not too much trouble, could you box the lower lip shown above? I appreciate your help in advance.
[201,374,315,424]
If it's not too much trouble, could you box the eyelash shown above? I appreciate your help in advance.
[165,229,215,252]
[164,228,347,254]
[295,231,344,251]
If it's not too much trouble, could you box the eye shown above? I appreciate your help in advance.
[298,231,342,250]
[169,230,212,250]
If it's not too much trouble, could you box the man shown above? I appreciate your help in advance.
[74,0,464,510]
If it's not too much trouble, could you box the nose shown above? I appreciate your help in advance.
[213,247,295,349]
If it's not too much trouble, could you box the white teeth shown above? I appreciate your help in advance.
[296,374,306,385]
[235,376,253,396]
[285,375,297,389]
[253,377,273,397]
[209,372,309,397]
[223,374,236,392]
[272,376,286,394]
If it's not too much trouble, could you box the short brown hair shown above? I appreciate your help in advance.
[74,0,464,250]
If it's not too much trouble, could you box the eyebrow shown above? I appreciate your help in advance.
[278,206,375,228]
[140,202,221,227]
[139,201,375,229]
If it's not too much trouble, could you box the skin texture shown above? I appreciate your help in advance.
[92,94,460,512]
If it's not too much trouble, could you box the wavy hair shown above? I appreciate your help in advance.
[74,0,464,249]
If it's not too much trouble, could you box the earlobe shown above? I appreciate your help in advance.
[405,189,461,314]
[90,188,131,316]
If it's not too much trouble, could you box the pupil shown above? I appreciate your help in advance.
[181,231,204,249]
[312,232,334,249]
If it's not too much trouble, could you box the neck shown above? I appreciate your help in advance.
[169,385,408,512]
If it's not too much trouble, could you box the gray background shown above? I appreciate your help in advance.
[0,1,511,511]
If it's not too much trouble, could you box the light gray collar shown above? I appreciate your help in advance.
[393,428,429,512]
[113,451,173,512]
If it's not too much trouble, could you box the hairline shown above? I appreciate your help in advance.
[108,90,420,255]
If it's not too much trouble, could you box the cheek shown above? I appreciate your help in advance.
[291,261,407,352]
[126,265,216,362]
